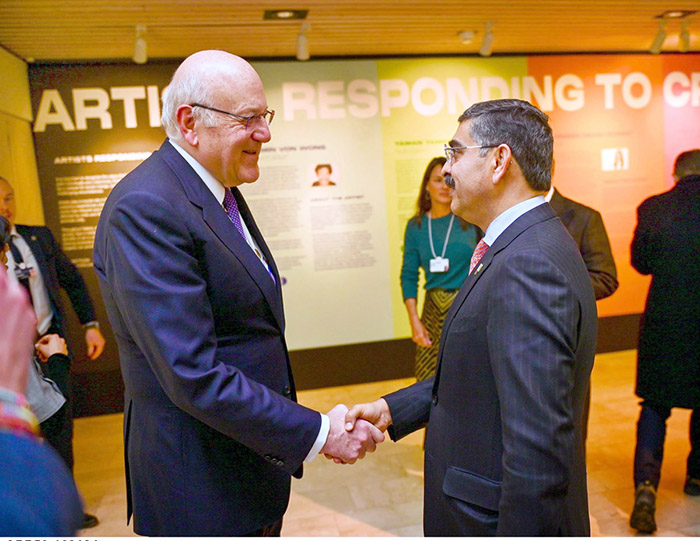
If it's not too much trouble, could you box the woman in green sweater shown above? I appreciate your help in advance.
[400,156,481,381]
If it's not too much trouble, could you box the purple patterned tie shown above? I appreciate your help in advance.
[223,188,246,238]
[223,188,275,284]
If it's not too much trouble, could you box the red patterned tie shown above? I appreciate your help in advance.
[469,239,489,274]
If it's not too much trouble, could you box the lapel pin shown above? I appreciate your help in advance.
[31,235,37,241]
[474,263,484,275]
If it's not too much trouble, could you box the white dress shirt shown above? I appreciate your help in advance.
[169,140,329,462]
[6,227,54,335]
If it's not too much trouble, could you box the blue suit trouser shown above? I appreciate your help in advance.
[634,400,700,488]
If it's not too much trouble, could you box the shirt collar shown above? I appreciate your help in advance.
[544,186,554,202]
[483,196,546,246]
[169,139,226,205]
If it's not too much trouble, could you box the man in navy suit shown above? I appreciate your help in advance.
[346,99,597,536]
[93,50,383,536]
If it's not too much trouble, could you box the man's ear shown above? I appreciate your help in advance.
[176,105,198,146]
[492,144,513,185]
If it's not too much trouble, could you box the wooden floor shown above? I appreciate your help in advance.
[73,349,700,536]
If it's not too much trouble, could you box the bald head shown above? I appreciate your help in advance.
[160,50,265,142]
[160,50,272,187]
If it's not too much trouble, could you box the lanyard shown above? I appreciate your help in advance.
[428,213,455,259]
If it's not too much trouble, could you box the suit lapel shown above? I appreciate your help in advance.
[16,225,61,324]
[16,225,57,305]
[432,203,557,393]
[158,141,285,330]
[232,189,284,297]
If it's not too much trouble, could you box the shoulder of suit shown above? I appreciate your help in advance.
[16,224,50,238]
[553,192,596,217]
[638,188,676,211]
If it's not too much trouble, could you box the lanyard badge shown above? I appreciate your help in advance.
[428,214,455,274]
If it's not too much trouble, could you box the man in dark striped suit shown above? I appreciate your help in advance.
[347,99,598,536]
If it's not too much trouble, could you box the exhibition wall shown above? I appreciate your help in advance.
[22,52,700,415]
[0,48,43,226]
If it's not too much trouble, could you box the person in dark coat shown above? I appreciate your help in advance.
[546,188,618,301]
[629,149,700,533]
[546,187,618,441]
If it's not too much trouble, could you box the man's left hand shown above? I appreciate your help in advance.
[85,327,106,360]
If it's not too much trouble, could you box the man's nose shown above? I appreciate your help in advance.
[251,122,271,143]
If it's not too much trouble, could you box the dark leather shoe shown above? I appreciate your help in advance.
[82,513,99,529]
[684,476,700,496]
[630,480,657,533]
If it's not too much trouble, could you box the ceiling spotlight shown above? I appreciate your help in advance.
[296,23,310,61]
[480,22,494,57]
[459,30,474,45]
[133,24,147,64]
[679,20,690,52]
[264,9,308,20]
[655,10,696,19]
[650,20,667,54]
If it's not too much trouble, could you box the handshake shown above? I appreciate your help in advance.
[318,398,393,464]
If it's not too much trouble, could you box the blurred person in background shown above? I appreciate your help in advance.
[400,156,481,382]
[545,182,618,441]
[0,241,82,535]
[629,149,700,533]
[0,177,101,529]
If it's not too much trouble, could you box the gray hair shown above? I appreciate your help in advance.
[673,149,700,180]
[160,70,220,142]
[458,99,553,192]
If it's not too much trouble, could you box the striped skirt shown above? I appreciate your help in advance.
[415,288,459,382]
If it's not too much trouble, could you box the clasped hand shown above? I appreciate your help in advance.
[320,399,393,465]
[320,404,384,464]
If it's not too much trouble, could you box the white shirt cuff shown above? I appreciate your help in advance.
[304,413,330,463]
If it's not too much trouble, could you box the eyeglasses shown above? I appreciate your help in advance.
[190,103,275,130]
[444,143,498,163]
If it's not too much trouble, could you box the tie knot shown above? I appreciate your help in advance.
[469,239,489,274]
[223,188,246,239]
[223,188,236,212]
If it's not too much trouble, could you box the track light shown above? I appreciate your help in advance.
[133,24,147,64]
[296,23,310,61]
[679,20,690,52]
[649,21,667,54]
[480,22,494,57]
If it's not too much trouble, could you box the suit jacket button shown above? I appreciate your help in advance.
[277,460,284,466]
[432,395,438,405]
[284,386,291,397]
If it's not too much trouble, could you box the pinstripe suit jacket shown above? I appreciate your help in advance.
[385,203,597,536]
